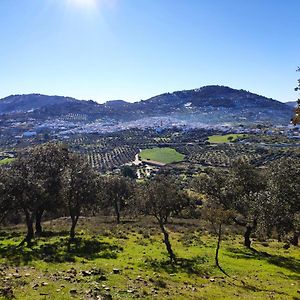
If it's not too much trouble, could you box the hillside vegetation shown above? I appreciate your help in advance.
[0,218,299,300]
[0,142,299,300]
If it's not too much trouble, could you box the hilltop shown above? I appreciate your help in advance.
[0,86,293,125]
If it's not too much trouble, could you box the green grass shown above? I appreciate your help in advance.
[0,158,15,165]
[140,147,184,164]
[208,134,246,143]
[0,217,299,300]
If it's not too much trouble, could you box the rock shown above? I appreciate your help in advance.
[209,278,215,282]
[113,269,120,274]
[70,289,77,294]
[81,270,92,276]
[104,287,110,291]
[64,276,72,281]
[41,282,48,286]
[99,275,107,281]
[101,294,112,300]
[0,287,14,298]
[127,289,135,293]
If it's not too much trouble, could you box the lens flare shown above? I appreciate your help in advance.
[66,0,98,9]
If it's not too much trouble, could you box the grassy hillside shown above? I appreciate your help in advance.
[0,217,299,300]
[140,147,185,164]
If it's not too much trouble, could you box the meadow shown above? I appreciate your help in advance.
[0,217,299,300]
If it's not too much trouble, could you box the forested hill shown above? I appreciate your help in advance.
[0,86,293,124]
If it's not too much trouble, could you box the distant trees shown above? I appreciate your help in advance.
[121,165,137,179]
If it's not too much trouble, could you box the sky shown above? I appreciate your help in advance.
[0,0,299,103]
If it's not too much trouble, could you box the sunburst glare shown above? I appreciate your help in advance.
[66,0,99,10]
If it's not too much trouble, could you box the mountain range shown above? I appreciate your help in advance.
[0,86,294,125]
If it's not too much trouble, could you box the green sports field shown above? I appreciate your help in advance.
[140,147,185,164]
[208,134,245,143]
[0,158,15,165]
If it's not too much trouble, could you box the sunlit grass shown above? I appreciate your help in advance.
[0,217,299,299]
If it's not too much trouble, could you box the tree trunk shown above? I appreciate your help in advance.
[290,231,299,246]
[244,219,257,249]
[22,211,34,246]
[215,223,222,268]
[114,200,120,224]
[215,223,229,276]
[70,215,79,240]
[244,225,252,248]
[35,208,44,236]
[159,221,176,262]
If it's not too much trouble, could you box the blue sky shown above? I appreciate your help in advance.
[0,0,299,103]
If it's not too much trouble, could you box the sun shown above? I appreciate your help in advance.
[66,0,98,9]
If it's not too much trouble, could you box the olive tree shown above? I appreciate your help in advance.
[100,176,133,224]
[61,154,98,240]
[266,157,300,246]
[193,162,266,249]
[138,175,190,262]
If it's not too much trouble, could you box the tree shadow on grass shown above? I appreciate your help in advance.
[0,231,21,241]
[226,247,300,274]
[232,280,289,296]
[0,236,122,265]
[144,255,210,276]
[38,230,70,238]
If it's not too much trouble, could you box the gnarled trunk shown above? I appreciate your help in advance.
[244,225,252,248]
[70,214,79,240]
[35,208,44,236]
[114,200,120,224]
[159,221,176,262]
[20,210,34,246]
[244,219,257,249]
[215,223,229,276]
[290,231,299,246]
